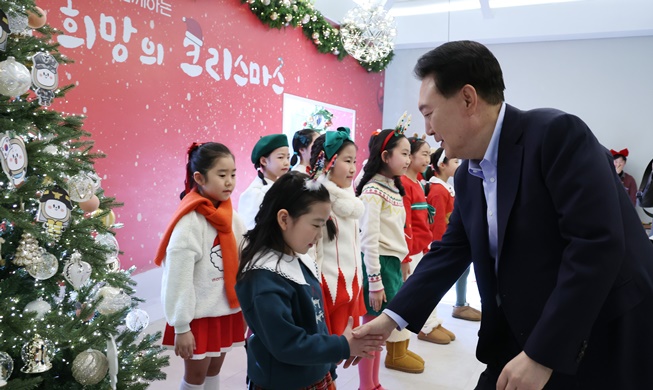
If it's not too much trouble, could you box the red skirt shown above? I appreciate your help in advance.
[162,312,245,360]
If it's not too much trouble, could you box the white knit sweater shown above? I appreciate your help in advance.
[358,174,408,292]
[238,177,273,231]
[315,176,365,304]
[161,210,246,333]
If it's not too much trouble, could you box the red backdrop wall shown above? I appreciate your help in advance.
[47,0,384,273]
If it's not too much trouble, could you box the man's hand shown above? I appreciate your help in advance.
[352,312,396,342]
[342,317,384,364]
[496,351,553,390]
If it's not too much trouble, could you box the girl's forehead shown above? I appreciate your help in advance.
[212,155,235,169]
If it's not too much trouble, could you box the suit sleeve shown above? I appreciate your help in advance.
[523,114,627,374]
[387,195,473,333]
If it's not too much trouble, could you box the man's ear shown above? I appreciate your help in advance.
[193,171,205,186]
[277,209,289,231]
[460,84,478,112]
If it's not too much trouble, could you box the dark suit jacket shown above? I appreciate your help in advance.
[388,104,653,385]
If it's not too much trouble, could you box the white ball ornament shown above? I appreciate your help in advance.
[23,298,51,320]
[95,233,119,259]
[67,173,95,202]
[71,349,109,386]
[26,250,58,280]
[125,309,150,332]
[0,57,32,97]
[96,286,131,315]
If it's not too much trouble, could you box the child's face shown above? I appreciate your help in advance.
[194,156,236,205]
[280,201,331,255]
[328,144,357,189]
[262,147,290,180]
[443,158,460,178]
[409,142,430,174]
[383,137,411,177]
[613,157,626,174]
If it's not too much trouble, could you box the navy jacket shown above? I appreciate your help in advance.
[236,251,349,390]
[387,105,653,387]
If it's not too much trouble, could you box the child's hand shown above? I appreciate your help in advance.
[369,289,386,312]
[174,331,196,360]
[401,262,411,281]
[343,317,384,364]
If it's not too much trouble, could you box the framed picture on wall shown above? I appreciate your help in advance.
[282,93,356,155]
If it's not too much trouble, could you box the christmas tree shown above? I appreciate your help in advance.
[0,1,168,388]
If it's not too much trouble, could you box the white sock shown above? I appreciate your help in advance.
[204,374,220,390]
[179,378,204,390]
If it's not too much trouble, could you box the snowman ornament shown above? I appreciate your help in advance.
[0,134,28,187]
[31,52,58,106]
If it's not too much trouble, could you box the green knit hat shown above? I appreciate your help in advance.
[251,134,289,164]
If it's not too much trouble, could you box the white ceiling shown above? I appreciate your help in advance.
[314,0,653,49]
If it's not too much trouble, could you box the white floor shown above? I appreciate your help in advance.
[147,275,486,390]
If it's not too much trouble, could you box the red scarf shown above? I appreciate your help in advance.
[154,189,239,309]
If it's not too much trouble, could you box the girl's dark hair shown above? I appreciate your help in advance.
[181,142,233,199]
[290,129,318,167]
[430,147,449,175]
[408,136,427,155]
[238,171,331,279]
[254,150,276,186]
[355,129,406,197]
[308,133,354,241]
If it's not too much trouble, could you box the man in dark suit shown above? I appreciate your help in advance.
[354,40,653,389]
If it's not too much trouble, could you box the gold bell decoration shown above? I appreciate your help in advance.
[71,349,109,386]
[20,334,53,374]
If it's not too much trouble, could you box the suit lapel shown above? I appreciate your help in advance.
[497,105,524,261]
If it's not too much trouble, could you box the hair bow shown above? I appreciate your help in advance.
[324,127,352,160]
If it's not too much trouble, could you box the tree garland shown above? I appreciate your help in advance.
[240,0,393,73]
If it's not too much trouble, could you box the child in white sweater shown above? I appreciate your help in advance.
[155,142,246,390]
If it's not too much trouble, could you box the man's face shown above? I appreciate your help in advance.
[418,77,474,159]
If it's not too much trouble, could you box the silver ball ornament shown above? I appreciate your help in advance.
[0,57,31,97]
[0,351,13,386]
[71,349,109,386]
